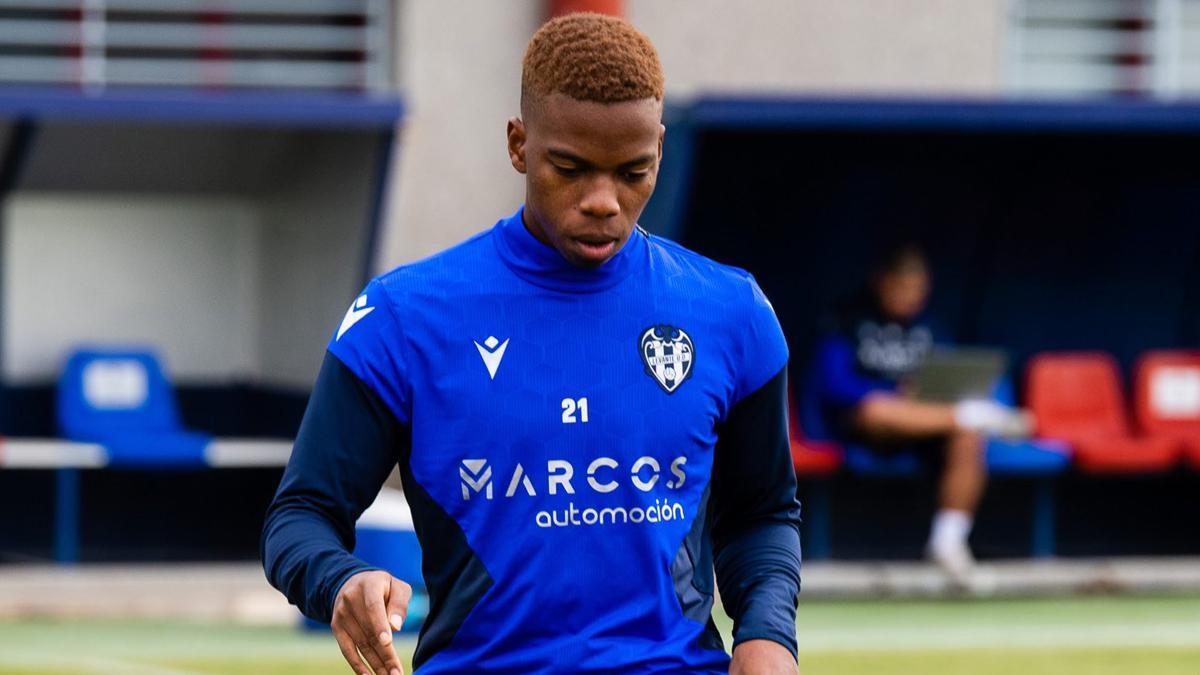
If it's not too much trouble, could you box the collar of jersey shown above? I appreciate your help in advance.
[492,206,646,293]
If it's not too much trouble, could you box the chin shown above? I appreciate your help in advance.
[563,250,609,269]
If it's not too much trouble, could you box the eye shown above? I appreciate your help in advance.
[623,170,650,182]
[553,164,583,177]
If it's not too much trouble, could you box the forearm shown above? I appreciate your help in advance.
[731,639,799,675]
[260,352,405,622]
[262,500,378,622]
[711,365,803,658]
[715,519,802,655]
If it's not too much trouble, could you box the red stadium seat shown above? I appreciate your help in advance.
[1133,350,1200,469]
[787,389,842,475]
[790,438,843,474]
[786,386,839,560]
[1026,352,1179,473]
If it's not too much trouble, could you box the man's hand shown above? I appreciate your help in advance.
[331,570,413,675]
[730,639,798,675]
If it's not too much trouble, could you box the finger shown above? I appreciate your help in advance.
[356,581,406,675]
[385,577,413,632]
[340,618,390,675]
[361,581,398,649]
[333,624,374,675]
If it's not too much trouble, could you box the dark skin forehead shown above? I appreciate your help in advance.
[522,93,663,165]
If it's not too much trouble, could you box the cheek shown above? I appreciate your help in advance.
[529,170,574,205]
[619,178,656,211]
[528,172,584,233]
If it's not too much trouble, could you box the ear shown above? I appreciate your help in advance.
[507,116,527,174]
[657,123,666,162]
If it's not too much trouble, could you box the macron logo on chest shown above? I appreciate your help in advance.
[337,294,375,341]
[474,335,509,379]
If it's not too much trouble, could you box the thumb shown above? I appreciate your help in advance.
[385,575,413,632]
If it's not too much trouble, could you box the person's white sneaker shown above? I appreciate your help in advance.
[954,400,1034,439]
[927,539,976,588]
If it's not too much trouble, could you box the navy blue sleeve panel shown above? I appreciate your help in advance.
[813,335,889,409]
[261,351,405,622]
[710,366,802,657]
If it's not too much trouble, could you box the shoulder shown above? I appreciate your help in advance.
[644,232,763,305]
[332,227,495,354]
[645,233,787,399]
[913,313,942,342]
[370,227,498,307]
[324,227,498,419]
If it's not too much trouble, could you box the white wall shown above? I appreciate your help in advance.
[380,1,1007,267]
[378,0,542,270]
[629,0,1005,96]
[4,193,260,383]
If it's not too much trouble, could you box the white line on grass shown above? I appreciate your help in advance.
[795,621,1200,652]
[0,653,208,675]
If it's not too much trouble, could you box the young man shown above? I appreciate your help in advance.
[262,13,801,674]
[813,245,1026,582]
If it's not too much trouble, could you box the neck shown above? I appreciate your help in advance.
[493,206,644,293]
[520,205,553,248]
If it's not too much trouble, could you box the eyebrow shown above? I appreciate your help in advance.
[546,148,656,170]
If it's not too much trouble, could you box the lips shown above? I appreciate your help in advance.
[571,237,618,262]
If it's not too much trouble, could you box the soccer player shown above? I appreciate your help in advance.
[262,13,801,674]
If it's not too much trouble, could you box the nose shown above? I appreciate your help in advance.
[579,175,620,219]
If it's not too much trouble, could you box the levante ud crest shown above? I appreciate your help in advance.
[640,325,694,394]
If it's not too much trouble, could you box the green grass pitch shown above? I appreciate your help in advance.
[0,594,1196,674]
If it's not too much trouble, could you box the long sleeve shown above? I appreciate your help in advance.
[709,365,803,657]
[260,351,407,622]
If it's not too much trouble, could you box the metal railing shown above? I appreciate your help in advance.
[1008,0,1200,97]
[0,0,394,92]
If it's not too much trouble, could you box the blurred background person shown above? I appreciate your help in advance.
[811,244,1027,580]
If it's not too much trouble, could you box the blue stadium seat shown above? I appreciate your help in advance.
[798,368,922,477]
[57,348,210,468]
[840,443,923,476]
[986,438,1070,475]
[984,375,1067,557]
[985,376,1071,476]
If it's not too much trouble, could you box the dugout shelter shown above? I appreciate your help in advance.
[644,96,1200,560]
[0,0,402,563]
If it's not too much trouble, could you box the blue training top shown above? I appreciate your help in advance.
[262,207,802,673]
[813,294,936,417]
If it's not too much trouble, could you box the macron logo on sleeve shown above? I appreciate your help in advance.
[337,294,375,341]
